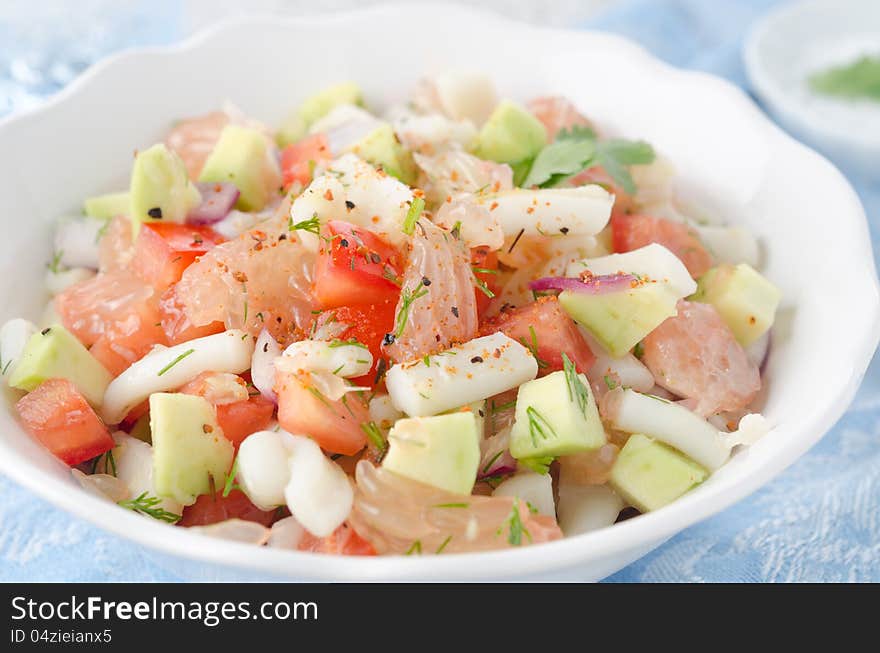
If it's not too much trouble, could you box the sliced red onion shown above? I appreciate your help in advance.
[187,182,240,225]
[478,461,517,481]
[529,273,638,294]
[251,328,281,404]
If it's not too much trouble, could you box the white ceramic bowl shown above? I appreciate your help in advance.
[744,0,880,180]
[0,4,877,581]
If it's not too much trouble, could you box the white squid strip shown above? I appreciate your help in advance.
[237,429,299,511]
[189,519,271,545]
[45,266,95,296]
[556,484,624,536]
[602,388,729,471]
[101,330,254,424]
[369,393,404,429]
[385,333,538,417]
[267,516,306,550]
[251,329,281,402]
[54,215,107,269]
[566,243,697,298]
[476,185,613,239]
[289,153,414,250]
[492,472,555,517]
[0,318,37,378]
[431,72,498,125]
[284,434,353,537]
[281,339,373,379]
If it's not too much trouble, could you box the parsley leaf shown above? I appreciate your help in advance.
[520,126,654,195]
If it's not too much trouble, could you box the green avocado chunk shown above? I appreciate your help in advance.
[510,366,605,462]
[8,325,112,408]
[471,99,547,165]
[199,125,276,212]
[382,412,480,494]
[609,433,708,512]
[150,392,233,506]
[129,144,201,237]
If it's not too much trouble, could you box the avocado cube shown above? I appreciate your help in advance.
[150,392,233,506]
[472,100,547,165]
[692,263,781,347]
[349,123,416,185]
[130,144,201,237]
[609,433,708,512]
[299,81,363,128]
[559,283,679,357]
[510,369,605,461]
[83,191,129,220]
[8,325,111,408]
[382,412,480,494]
[199,125,275,212]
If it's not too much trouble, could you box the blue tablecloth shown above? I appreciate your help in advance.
[0,0,877,582]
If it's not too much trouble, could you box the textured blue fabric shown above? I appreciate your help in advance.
[0,0,877,582]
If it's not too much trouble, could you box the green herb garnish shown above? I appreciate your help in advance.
[157,348,195,376]
[402,196,425,235]
[289,212,321,235]
[361,421,387,454]
[519,326,549,369]
[222,458,239,497]
[562,352,591,415]
[118,492,181,523]
[405,540,422,555]
[394,278,429,338]
[48,250,64,274]
[521,125,654,194]
[436,535,452,554]
[520,455,554,475]
[809,55,880,102]
[498,501,531,546]
[526,406,557,448]
[328,338,368,349]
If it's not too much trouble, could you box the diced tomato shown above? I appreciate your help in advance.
[313,221,403,309]
[280,133,331,190]
[216,396,276,448]
[610,213,714,278]
[471,246,501,317]
[16,378,114,466]
[275,369,369,456]
[311,300,397,385]
[180,372,275,448]
[132,222,224,291]
[298,523,376,556]
[177,489,277,527]
[158,285,225,345]
[480,296,595,375]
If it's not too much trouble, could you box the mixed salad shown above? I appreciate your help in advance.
[1,73,781,555]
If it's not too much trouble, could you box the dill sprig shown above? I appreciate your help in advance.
[394,278,429,338]
[289,212,321,235]
[405,540,422,555]
[361,421,387,455]
[91,449,117,476]
[526,406,557,448]
[118,492,181,523]
[436,535,452,554]
[48,250,64,274]
[157,348,195,376]
[222,458,239,497]
[519,326,549,369]
[562,352,591,415]
[402,196,425,235]
[520,455,554,475]
[328,338,368,349]
[498,501,531,546]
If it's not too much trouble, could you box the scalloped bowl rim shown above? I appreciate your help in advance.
[0,4,877,581]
